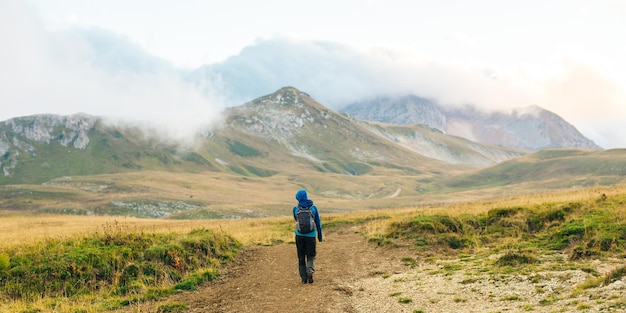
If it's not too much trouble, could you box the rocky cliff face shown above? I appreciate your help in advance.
[340,97,601,151]
[341,95,447,130]
[5,114,96,149]
[445,106,601,150]
[0,114,96,176]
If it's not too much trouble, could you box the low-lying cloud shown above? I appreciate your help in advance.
[201,36,626,149]
[0,1,225,142]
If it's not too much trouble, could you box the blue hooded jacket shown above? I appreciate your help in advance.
[293,189,322,241]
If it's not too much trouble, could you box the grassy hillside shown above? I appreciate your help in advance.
[0,120,218,185]
[0,88,468,188]
[1,89,624,218]
[0,168,439,218]
[441,149,626,191]
[2,148,625,218]
[0,226,240,312]
[213,87,460,177]
[362,122,528,167]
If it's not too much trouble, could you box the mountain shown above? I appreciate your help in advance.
[193,87,449,179]
[1,87,522,185]
[0,114,219,184]
[340,95,602,151]
[1,87,625,217]
[359,122,526,167]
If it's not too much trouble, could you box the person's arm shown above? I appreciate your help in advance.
[314,207,322,242]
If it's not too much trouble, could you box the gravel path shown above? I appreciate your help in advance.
[121,226,626,312]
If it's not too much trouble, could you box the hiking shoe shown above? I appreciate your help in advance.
[307,274,314,284]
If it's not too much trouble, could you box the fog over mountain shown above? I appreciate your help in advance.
[0,1,226,141]
[2,0,625,148]
[340,96,601,151]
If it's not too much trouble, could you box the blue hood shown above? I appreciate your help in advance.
[296,189,313,208]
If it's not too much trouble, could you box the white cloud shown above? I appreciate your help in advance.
[200,36,626,148]
[3,1,626,148]
[0,0,225,142]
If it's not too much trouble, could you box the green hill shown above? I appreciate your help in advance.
[442,149,626,190]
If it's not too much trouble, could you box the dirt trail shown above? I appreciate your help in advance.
[125,226,406,312]
[119,225,626,312]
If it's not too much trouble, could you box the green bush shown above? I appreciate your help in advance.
[496,252,538,266]
[0,228,240,304]
[156,302,188,313]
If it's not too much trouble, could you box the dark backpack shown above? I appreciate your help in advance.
[296,206,316,233]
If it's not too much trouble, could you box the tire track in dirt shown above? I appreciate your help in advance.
[123,226,406,312]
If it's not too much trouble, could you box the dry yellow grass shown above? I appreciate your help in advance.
[1,184,623,249]
[0,215,296,248]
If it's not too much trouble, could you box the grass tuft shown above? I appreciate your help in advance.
[0,227,239,309]
[156,302,188,313]
[496,252,538,267]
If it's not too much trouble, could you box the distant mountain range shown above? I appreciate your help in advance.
[1,87,529,185]
[340,95,601,151]
[1,87,625,217]
[0,87,604,184]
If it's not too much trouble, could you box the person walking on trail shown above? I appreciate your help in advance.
[293,189,322,284]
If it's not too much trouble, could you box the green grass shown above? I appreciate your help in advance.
[496,252,538,267]
[501,295,522,301]
[444,149,626,190]
[380,193,626,259]
[0,227,240,310]
[226,139,262,157]
[156,302,188,313]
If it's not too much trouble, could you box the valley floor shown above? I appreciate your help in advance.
[121,226,626,313]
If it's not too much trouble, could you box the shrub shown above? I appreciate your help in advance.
[496,252,538,267]
[156,302,187,313]
[0,228,239,303]
[487,207,522,224]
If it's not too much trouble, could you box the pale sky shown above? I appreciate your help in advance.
[2,0,626,148]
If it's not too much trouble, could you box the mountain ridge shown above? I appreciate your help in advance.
[1,87,626,218]
[340,95,601,151]
[0,87,528,185]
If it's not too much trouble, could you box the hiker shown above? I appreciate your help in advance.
[293,189,322,284]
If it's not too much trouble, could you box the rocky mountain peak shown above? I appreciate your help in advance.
[252,86,313,108]
[0,114,97,177]
[4,114,96,150]
[226,87,332,144]
[341,96,601,151]
[342,95,447,129]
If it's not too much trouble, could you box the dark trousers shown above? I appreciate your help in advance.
[295,235,316,281]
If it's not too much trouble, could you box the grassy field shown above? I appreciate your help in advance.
[3,184,620,247]
[1,184,625,312]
